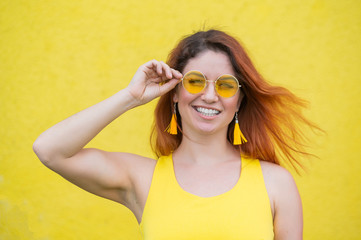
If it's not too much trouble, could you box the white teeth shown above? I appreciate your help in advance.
[196,107,220,116]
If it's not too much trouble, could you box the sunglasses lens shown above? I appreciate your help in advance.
[215,75,239,98]
[183,71,206,94]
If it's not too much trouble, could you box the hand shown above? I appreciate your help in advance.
[125,60,183,105]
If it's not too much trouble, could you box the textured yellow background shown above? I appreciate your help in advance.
[1,0,360,239]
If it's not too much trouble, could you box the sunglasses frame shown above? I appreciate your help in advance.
[181,70,242,98]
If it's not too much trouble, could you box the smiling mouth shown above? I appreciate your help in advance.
[195,107,220,117]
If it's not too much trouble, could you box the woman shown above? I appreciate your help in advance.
[33,30,313,239]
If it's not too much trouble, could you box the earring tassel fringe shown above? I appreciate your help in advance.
[166,113,178,135]
[233,120,247,145]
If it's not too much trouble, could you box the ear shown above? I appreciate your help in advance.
[173,87,179,103]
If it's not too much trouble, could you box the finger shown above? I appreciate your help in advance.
[146,59,162,76]
[155,60,162,75]
[159,61,172,79]
[171,68,183,79]
[158,68,182,86]
[142,60,158,77]
[158,78,181,95]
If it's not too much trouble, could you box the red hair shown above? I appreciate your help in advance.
[150,29,320,172]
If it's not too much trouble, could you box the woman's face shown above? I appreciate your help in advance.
[173,50,243,137]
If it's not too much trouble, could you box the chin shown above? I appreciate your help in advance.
[193,123,226,135]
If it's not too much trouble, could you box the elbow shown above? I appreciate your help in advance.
[33,138,51,166]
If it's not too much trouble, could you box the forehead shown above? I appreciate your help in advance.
[182,50,235,78]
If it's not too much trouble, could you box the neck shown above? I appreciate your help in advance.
[173,130,239,165]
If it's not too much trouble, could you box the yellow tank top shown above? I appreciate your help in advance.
[140,154,274,240]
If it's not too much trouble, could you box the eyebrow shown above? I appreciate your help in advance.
[185,70,237,80]
[219,75,236,80]
[187,72,204,78]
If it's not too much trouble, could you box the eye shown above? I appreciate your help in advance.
[188,78,204,86]
[217,80,237,89]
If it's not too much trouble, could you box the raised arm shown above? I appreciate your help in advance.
[33,60,182,206]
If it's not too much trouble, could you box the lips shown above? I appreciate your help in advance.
[194,107,220,117]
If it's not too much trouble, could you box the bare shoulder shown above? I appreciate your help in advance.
[113,151,156,174]
[259,161,301,215]
[110,152,156,169]
[259,160,296,188]
[259,161,299,200]
[259,160,303,239]
[258,161,290,199]
[108,151,157,183]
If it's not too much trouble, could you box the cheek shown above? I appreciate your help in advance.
[173,83,187,103]
[227,93,243,112]
[228,103,239,114]
[173,88,189,116]
[236,92,244,110]
[175,85,194,103]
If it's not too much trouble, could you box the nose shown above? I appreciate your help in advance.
[201,80,219,103]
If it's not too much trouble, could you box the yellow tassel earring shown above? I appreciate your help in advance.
[233,112,247,145]
[166,103,178,135]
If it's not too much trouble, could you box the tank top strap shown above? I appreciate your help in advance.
[237,156,270,201]
[140,154,175,226]
[239,156,264,185]
[148,154,173,185]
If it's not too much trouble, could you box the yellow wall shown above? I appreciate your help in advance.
[1,0,360,239]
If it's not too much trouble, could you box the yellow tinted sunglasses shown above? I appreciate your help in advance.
[181,70,241,98]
